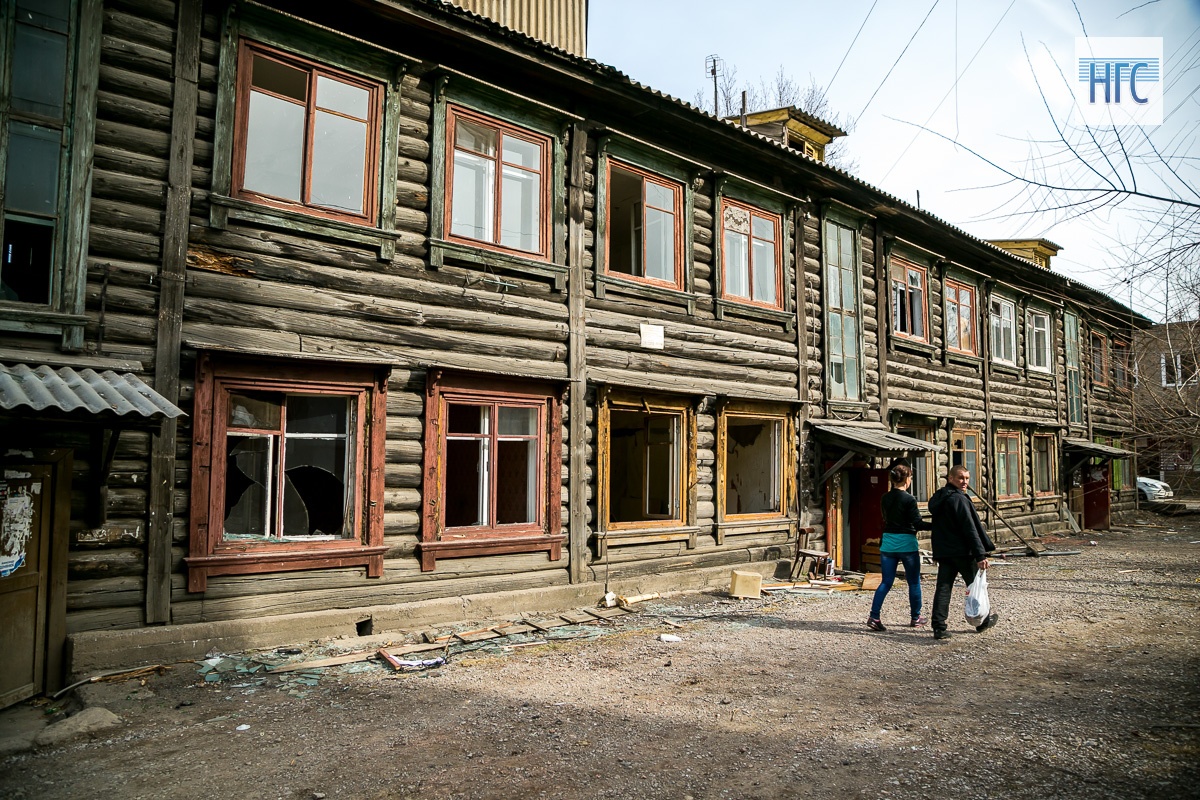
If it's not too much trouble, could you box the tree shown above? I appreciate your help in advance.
[694,66,858,172]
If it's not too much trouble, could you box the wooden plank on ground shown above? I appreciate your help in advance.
[586,607,628,620]
[454,629,502,643]
[861,573,883,591]
[267,652,374,673]
[558,609,597,624]
[492,623,537,636]
[525,617,571,631]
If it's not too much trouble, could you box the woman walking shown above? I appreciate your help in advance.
[866,463,932,631]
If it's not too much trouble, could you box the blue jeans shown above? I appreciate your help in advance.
[869,551,922,620]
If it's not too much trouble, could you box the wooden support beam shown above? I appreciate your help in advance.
[567,122,589,584]
[147,0,202,623]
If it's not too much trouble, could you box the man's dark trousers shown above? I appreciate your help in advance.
[930,555,980,633]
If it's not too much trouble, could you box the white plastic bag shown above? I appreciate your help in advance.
[964,569,991,626]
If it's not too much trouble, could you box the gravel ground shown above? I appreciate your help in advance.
[1,513,1198,800]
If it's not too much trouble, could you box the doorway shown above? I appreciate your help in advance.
[1082,462,1111,530]
[0,451,69,708]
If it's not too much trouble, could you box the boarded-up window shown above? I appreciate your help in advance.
[234,41,383,224]
[606,160,683,287]
[446,106,550,257]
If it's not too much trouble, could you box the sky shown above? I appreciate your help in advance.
[587,0,1200,321]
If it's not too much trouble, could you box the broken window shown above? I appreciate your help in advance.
[601,393,691,528]
[720,408,790,518]
[187,355,387,592]
[1090,331,1108,386]
[606,160,682,287]
[446,106,550,257]
[224,392,350,541]
[234,41,383,223]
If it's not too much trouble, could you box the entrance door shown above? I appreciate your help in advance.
[1083,463,1111,530]
[0,464,53,708]
[848,468,890,571]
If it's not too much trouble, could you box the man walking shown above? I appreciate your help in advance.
[927,465,999,640]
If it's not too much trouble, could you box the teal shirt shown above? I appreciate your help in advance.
[880,531,920,554]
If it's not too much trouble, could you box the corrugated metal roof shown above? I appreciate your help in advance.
[1063,437,1133,458]
[0,363,184,420]
[811,421,943,455]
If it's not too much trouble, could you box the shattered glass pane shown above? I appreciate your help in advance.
[228,392,282,429]
[224,435,273,537]
[287,395,348,434]
[282,437,347,536]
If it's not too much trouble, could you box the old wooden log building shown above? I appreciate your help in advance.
[0,0,1147,703]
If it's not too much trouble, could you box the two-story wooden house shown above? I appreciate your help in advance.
[0,0,1147,702]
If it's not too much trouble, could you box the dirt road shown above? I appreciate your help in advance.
[2,515,1198,800]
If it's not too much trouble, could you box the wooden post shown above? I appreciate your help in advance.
[567,122,589,583]
[147,0,202,623]
[876,227,890,422]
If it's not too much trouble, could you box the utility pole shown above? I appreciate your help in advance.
[705,54,722,115]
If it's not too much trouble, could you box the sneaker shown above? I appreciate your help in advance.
[933,629,953,640]
[866,617,887,632]
[976,612,1000,633]
[910,614,928,628]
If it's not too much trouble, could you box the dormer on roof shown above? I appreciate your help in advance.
[987,238,1063,270]
[728,105,848,162]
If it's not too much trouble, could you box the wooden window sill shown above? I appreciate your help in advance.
[947,351,982,368]
[596,525,700,557]
[430,238,568,289]
[185,545,387,592]
[596,273,695,314]
[415,534,565,572]
[891,336,936,358]
[714,298,793,330]
[715,517,797,544]
[209,194,395,261]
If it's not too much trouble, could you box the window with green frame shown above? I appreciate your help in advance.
[1065,312,1084,424]
[824,217,860,401]
[0,0,100,348]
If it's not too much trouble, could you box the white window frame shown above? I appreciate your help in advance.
[1027,310,1052,372]
[989,296,1017,366]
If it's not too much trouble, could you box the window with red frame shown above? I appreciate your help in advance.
[891,259,928,340]
[420,374,563,571]
[995,431,1022,498]
[721,199,781,307]
[606,160,683,288]
[445,107,551,258]
[187,356,387,592]
[945,280,977,354]
[233,41,382,223]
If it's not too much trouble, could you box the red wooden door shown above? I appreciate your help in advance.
[1083,464,1111,530]
[848,468,890,571]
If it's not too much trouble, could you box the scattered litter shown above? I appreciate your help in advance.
[1089,541,1098,546]
[235,724,250,731]
[600,591,618,608]
[658,634,682,643]
[618,592,660,608]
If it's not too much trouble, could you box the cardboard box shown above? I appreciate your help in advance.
[729,569,762,599]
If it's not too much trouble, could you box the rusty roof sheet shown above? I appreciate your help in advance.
[0,363,184,420]
[1063,437,1133,458]
[810,421,944,455]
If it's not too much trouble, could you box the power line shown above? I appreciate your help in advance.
[856,0,941,122]
[826,0,879,95]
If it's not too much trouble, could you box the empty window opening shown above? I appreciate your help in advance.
[725,417,781,515]
[609,409,680,522]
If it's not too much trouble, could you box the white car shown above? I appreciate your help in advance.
[1137,476,1174,502]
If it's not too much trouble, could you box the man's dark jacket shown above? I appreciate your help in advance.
[927,483,995,560]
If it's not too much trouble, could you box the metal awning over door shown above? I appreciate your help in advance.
[1062,437,1134,459]
[810,422,943,487]
[0,364,184,422]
